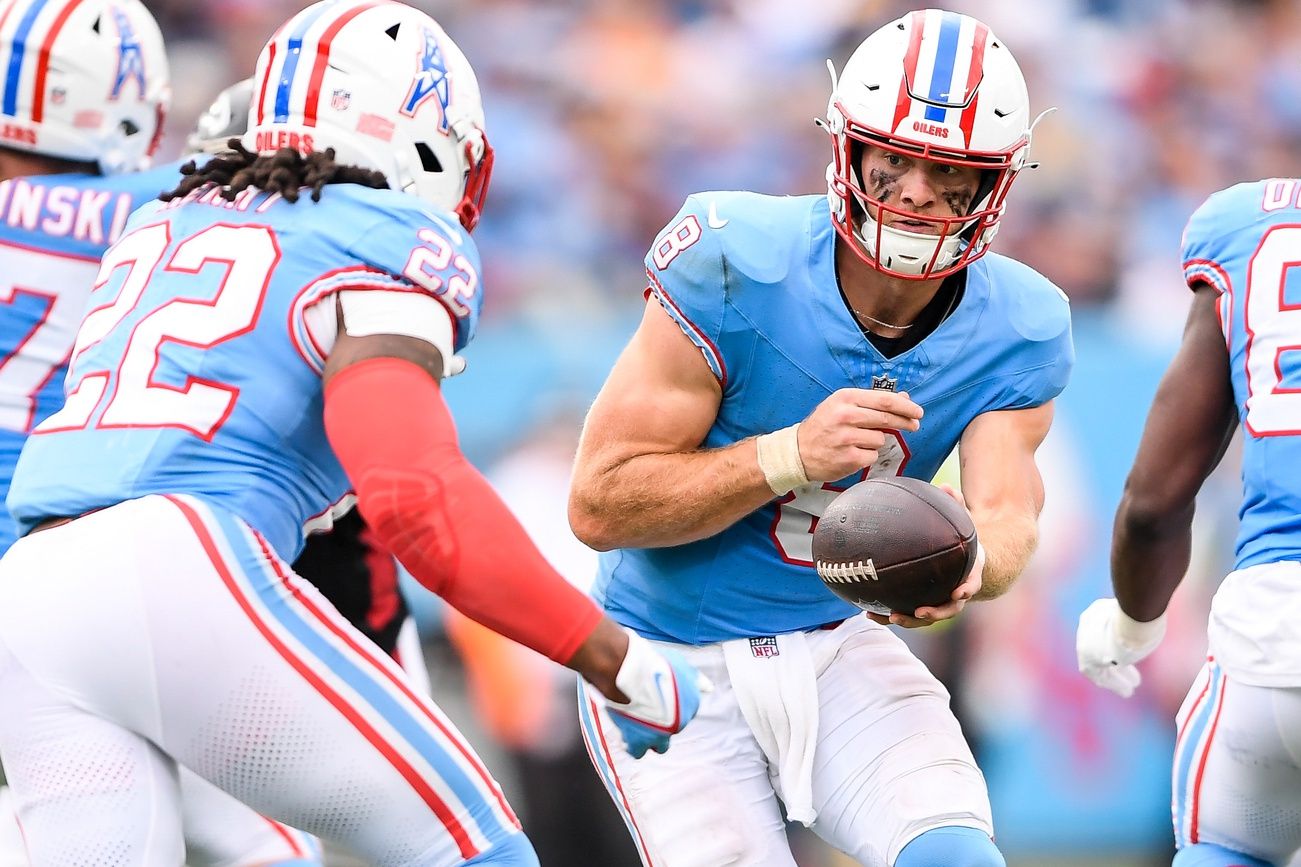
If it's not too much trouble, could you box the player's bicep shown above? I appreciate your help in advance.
[1122,283,1238,519]
[957,401,1054,524]
[575,298,723,475]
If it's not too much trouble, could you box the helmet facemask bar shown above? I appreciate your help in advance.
[828,105,1027,280]
[453,131,493,232]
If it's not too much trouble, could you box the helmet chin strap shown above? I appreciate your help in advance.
[854,210,962,276]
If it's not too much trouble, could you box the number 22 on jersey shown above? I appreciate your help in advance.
[40,223,280,441]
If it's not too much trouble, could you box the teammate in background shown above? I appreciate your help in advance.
[1076,180,1301,867]
[0,16,323,862]
[569,9,1071,866]
[0,2,704,865]
[0,0,174,551]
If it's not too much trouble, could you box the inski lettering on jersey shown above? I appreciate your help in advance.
[0,178,134,245]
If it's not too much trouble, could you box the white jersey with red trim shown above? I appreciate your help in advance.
[7,182,482,560]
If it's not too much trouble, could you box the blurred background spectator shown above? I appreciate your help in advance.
[138,0,1298,863]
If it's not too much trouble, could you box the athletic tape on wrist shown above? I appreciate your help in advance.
[756,423,809,495]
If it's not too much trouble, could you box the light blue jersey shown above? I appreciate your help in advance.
[0,164,180,551]
[596,192,1074,644]
[1182,179,1301,571]
[8,182,481,561]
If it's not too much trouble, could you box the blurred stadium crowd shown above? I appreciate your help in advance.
[151,0,1301,329]
[129,0,1300,864]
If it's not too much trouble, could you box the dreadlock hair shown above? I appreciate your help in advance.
[161,139,388,205]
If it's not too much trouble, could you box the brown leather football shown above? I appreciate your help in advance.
[812,476,978,615]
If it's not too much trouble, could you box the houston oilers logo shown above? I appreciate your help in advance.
[110,6,146,100]
[400,27,450,130]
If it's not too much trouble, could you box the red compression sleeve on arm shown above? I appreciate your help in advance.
[323,357,603,664]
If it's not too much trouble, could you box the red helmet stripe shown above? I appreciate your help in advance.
[255,40,277,125]
[957,22,989,147]
[302,0,386,127]
[30,0,86,123]
[254,17,297,126]
[890,11,927,134]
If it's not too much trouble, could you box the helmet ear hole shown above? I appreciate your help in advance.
[414,142,442,173]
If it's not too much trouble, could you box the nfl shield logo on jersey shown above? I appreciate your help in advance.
[331,89,352,111]
[871,374,898,391]
[749,636,780,658]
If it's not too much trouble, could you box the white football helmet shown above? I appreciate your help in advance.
[185,78,254,156]
[246,0,493,231]
[0,0,169,175]
[825,9,1039,280]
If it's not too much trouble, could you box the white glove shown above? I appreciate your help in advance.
[599,629,713,759]
[1076,598,1166,698]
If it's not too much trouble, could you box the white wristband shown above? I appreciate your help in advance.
[756,424,809,495]
[1113,606,1166,652]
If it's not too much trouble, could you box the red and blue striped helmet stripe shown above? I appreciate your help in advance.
[891,9,990,145]
[2,0,88,121]
[257,0,389,128]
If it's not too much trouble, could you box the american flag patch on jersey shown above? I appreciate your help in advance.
[749,636,779,658]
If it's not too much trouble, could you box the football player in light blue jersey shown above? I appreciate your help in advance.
[0,0,174,553]
[0,2,327,864]
[1078,179,1301,867]
[0,2,705,865]
[0,3,329,865]
[570,9,1072,867]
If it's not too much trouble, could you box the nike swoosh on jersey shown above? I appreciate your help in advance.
[707,202,729,229]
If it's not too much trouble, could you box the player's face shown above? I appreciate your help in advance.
[858,145,983,235]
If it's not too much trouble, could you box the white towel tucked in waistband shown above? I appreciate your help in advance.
[721,631,820,826]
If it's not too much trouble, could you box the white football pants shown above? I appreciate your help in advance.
[0,495,523,866]
[1174,659,1301,865]
[579,617,993,867]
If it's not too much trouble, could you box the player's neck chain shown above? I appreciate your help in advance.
[851,307,915,330]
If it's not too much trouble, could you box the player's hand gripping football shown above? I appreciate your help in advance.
[1076,598,1166,698]
[797,388,924,481]
[599,629,712,759]
[866,483,984,628]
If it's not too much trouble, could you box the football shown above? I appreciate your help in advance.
[812,476,978,615]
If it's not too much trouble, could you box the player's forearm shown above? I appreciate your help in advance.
[569,438,777,550]
[1110,494,1194,622]
[972,510,1038,600]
